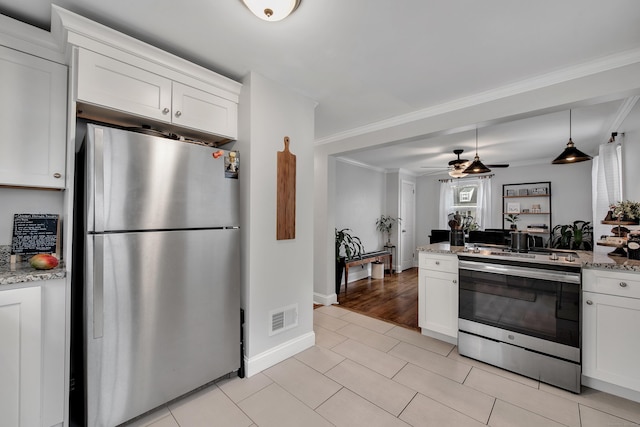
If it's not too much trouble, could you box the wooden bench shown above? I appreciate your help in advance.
[343,250,392,294]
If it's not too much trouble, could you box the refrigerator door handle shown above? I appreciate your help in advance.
[93,235,104,338]
[94,127,105,233]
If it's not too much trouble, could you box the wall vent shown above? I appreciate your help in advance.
[269,304,298,336]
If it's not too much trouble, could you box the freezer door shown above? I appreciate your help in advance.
[85,124,239,232]
[85,229,240,427]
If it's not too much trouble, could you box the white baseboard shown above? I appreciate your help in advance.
[421,328,457,345]
[244,331,315,377]
[313,292,337,306]
[581,375,640,403]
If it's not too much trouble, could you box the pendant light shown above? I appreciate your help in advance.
[463,129,491,174]
[551,110,592,164]
[242,0,301,21]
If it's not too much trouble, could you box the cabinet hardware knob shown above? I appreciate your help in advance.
[586,300,593,305]
[435,261,440,265]
[175,110,182,117]
[620,282,628,288]
[452,279,457,284]
[53,173,62,178]
[162,108,170,114]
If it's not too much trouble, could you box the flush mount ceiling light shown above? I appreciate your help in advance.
[242,0,301,21]
[463,129,491,174]
[551,110,592,164]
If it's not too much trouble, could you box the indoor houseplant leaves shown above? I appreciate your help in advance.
[550,220,593,251]
[375,215,401,244]
[335,228,364,294]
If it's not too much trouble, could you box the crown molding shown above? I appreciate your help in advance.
[50,5,241,97]
[335,156,386,173]
[0,13,64,63]
[315,47,640,146]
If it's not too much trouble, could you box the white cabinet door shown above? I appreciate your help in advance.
[419,268,458,339]
[0,286,42,427]
[582,291,640,392]
[77,48,173,123]
[76,49,238,139]
[173,82,238,139]
[0,45,67,189]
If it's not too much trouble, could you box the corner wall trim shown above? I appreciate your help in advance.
[243,331,315,377]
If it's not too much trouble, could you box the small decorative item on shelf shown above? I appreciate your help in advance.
[518,189,529,196]
[505,213,519,230]
[531,204,541,213]
[628,232,640,260]
[606,200,640,225]
[506,189,516,196]
[507,202,520,213]
[531,187,548,195]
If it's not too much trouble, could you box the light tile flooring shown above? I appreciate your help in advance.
[128,305,640,427]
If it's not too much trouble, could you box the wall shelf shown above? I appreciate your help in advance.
[502,181,552,243]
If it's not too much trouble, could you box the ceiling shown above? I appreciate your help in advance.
[2,1,640,174]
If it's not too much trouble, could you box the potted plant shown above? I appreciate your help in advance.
[608,200,640,224]
[375,215,401,244]
[335,228,364,294]
[505,213,519,230]
[549,220,593,250]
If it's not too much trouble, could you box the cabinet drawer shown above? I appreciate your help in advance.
[419,252,458,273]
[583,268,640,299]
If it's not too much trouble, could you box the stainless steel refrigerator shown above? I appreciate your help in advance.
[71,123,240,427]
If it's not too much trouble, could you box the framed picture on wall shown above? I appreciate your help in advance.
[507,202,520,213]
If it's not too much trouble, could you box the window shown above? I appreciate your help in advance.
[439,177,492,230]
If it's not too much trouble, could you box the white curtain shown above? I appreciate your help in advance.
[439,177,493,230]
[592,142,623,241]
[476,177,493,229]
[439,180,456,229]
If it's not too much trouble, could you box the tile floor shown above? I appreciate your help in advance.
[128,305,640,427]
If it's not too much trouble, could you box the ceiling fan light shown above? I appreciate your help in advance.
[551,138,592,164]
[448,169,468,178]
[463,156,491,174]
[242,0,300,21]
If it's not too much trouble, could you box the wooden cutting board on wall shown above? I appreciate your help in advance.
[277,136,296,240]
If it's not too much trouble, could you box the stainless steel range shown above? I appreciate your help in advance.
[457,247,582,393]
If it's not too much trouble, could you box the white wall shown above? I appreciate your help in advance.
[334,159,386,284]
[335,159,386,252]
[237,72,316,376]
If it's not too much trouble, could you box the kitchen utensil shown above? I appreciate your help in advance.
[510,231,534,252]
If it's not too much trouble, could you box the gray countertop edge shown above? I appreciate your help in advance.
[417,243,640,273]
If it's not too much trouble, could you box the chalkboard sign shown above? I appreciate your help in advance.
[11,213,60,258]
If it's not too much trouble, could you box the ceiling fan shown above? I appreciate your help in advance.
[422,148,509,177]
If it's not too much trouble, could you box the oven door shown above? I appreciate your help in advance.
[458,259,581,351]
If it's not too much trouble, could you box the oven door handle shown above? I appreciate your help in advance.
[458,260,581,284]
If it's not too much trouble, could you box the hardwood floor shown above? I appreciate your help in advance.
[336,267,419,330]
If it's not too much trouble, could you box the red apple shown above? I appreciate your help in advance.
[29,254,59,270]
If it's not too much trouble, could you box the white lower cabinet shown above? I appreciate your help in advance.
[0,286,41,427]
[0,278,66,427]
[418,252,458,342]
[582,268,640,397]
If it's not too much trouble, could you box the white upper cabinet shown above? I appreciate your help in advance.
[0,45,67,189]
[76,48,172,123]
[172,81,238,138]
[75,47,238,140]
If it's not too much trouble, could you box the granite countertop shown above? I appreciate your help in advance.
[0,246,66,286]
[417,242,640,273]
